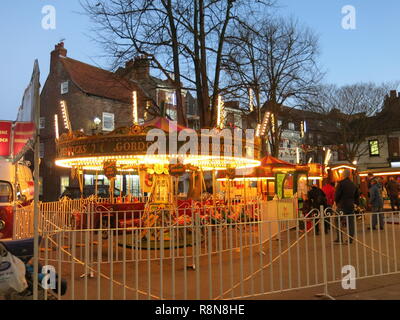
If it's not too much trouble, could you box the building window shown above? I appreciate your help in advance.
[102,112,115,131]
[39,117,45,129]
[60,176,70,195]
[234,114,242,128]
[369,140,380,157]
[165,91,177,106]
[288,122,295,131]
[39,143,44,158]
[166,108,177,121]
[61,81,69,94]
[278,120,283,127]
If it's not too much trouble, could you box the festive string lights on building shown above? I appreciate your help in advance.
[255,124,261,137]
[300,121,306,138]
[249,88,254,112]
[217,95,225,129]
[60,100,71,132]
[132,91,138,125]
[260,111,271,136]
[54,114,59,139]
[271,113,276,133]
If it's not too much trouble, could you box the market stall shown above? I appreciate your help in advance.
[217,155,310,201]
[306,163,325,188]
[326,163,358,184]
[358,167,400,202]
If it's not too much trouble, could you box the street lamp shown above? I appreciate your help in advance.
[92,117,101,134]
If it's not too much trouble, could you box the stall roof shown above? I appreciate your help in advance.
[143,117,189,133]
[260,155,296,168]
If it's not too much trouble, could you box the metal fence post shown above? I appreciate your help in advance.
[315,205,335,300]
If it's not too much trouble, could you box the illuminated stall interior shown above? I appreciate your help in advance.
[327,163,357,184]
[217,155,310,200]
[306,163,325,188]
[359,167,400,198]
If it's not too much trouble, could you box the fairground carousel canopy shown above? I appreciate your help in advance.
[55,117,261,172]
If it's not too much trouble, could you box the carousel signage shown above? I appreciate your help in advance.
[57,135,154,158]
[56,129,259,160]
[103,160,118,179]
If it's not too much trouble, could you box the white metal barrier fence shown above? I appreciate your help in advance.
[20,200,400,300]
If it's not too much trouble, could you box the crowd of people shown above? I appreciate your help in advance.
[303,169,400,244]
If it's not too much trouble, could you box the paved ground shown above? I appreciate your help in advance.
[254,274,400,300]
[35,211,400,300]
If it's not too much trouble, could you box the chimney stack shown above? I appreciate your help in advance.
[121,55,150,80]
[390,90,397,99]
[50,42,67,74]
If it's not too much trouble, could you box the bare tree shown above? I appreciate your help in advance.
[223,17,323,157]
[81,0,189,126]
[81,0,274,128]
[302,82,397,162]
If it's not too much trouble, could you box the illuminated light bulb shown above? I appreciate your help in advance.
[60,100,71,131]
[132,91,138,125]
[249,88,254,112]
[217,95,225,129]
[54,114,59,139]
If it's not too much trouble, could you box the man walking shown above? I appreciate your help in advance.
[386,176,400,211]
[334,169,360,244]
[369,179,385,230]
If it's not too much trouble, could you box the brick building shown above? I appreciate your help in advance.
[39,43,198,201]
[356,90,400,171]
[244,103,343,164]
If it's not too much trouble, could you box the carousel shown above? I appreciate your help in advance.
[54,117,261,248]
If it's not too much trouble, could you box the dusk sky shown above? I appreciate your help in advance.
[1,0,400,120]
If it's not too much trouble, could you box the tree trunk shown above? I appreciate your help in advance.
[199,0,211,127]
[210,1,233,127]
[163,0,187,127]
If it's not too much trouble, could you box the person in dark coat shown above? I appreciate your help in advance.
[334,169,360,244]
[307,184,328,235]
[369,179,385,230]
[386,177,400,211]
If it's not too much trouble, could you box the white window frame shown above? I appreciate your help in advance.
[165,91,177,106]
[61,81,69,95]
[39,117,45,129]
[166,108,177,121]
[60,176,70,195]
[102,112,115,132]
